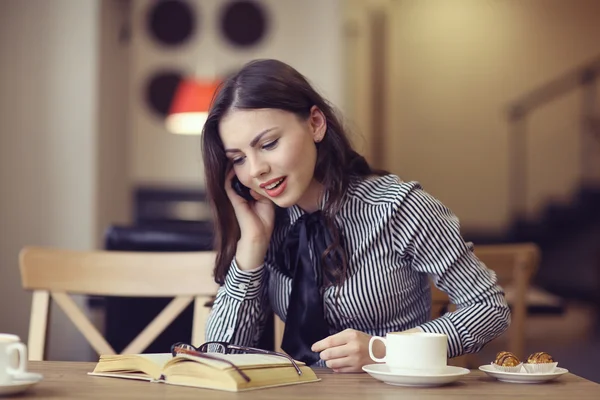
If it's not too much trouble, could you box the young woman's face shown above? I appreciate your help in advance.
[219,107,326,210]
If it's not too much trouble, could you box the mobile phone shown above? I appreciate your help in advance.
[231,176,255,202]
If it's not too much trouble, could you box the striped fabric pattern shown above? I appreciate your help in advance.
[206,174,510,361]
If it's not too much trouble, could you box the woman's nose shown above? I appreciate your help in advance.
[248,156,270,178]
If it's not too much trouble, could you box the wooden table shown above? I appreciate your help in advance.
[8,361,599,399]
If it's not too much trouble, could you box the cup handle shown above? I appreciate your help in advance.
[368,336,386,363]
[6,343,27,376]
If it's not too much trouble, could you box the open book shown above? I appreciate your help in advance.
[89,352,320,392]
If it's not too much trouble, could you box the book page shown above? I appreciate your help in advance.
[98,353,172,366]
[93,353,173,379]
[136,353,173,367]
[87,372,155,382]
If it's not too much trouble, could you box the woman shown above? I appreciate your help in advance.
[202,59,510,373]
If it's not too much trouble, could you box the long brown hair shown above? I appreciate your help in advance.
[201,59,387,285]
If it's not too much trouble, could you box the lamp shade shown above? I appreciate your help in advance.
[166,78,220,135]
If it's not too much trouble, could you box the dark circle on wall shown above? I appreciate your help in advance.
[147,0,196,46]
[220,0,268,48]
[145,70,183,117]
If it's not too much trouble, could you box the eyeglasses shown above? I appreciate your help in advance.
[170,341,303,382]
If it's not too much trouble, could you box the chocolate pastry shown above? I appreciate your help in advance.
[494,351,520,367]
[526,352,554,364]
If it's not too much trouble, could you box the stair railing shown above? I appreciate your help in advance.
[508,55,600,227]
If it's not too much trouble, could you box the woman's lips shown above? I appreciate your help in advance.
[264,177,287,198]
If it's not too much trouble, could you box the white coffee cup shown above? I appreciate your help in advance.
[0,334,27,384]
[368,331,448,372]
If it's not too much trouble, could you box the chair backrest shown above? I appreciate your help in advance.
[431,242,540,359]
[19,246,219,361]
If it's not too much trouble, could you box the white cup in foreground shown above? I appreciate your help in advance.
[0,333,28,385]
[368,332,447,372]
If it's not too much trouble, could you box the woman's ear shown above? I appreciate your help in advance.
[309,105,327,143]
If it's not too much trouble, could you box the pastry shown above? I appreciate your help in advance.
[522,352,558,373]
[494,351,520,367]
[526,352,554,364]
[491,351,523,372]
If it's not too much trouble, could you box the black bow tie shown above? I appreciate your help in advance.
[279,210,342,365]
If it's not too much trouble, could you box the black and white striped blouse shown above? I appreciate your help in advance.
[206,174,510,361]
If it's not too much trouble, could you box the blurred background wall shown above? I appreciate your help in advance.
[1,0,102,361]
[380,0,600,231]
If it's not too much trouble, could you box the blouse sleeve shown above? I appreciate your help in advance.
[391,183,511,357]
[205,257,272,347]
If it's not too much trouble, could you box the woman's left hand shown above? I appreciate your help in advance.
[311,329,384,373]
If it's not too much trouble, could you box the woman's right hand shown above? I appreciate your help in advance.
[224,168,275,270]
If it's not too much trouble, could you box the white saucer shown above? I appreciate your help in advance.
[0,372,43,397]
[362,364,470,387]
[479,364,568,383]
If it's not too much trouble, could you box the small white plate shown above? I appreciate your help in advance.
[0,372,43,397]
[478,364,568,384]
[362,364,470,387]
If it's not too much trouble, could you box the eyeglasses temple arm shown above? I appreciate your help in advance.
[229,345,303,375]
[172,347,252,382]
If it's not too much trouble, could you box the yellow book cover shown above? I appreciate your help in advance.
[89,352,320,392]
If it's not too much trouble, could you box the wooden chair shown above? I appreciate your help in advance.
[19,246,219,361]
[432,242,540,365]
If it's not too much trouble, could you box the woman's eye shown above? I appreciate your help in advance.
[232,157,245,165]
[262,139,279,150]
